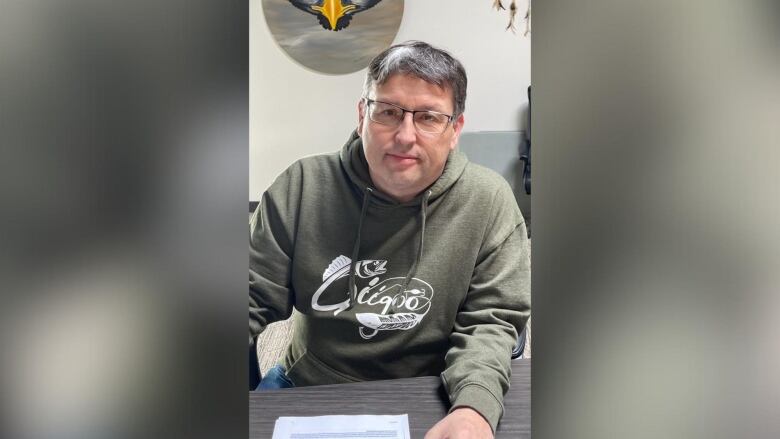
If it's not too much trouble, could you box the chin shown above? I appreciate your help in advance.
[385,173,420,187]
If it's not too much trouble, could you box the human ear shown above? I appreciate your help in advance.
[356,99,366,136]
[449,114,465,149]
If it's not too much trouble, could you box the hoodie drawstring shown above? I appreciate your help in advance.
[398,190,431,306]
[347,188,432,312]
[347,187,373,310]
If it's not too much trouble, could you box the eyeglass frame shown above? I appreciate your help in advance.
[362,98,455,134]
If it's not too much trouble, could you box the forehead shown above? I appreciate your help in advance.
[371,74,453,111]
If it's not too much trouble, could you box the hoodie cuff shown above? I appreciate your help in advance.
[449,383,503,433]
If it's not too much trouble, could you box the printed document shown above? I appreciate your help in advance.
[271,414,410,439]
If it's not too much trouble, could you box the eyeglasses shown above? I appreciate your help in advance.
[364,98,454,134]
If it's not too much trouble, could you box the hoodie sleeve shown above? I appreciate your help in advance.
[249,167,300,346]
[441,183,531,432]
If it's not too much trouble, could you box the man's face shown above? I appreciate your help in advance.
[357,73,465,202]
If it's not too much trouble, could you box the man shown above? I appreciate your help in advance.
[250,41,530,438]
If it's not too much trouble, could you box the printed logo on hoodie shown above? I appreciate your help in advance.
[311,255,433,340]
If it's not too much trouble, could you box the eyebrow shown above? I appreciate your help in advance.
[373,98,449,114]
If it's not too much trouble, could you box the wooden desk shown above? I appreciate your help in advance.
[249,358,530,438]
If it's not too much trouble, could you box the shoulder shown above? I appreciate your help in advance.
[296,151,341,169]
[268,151,342,190]
[286,151,341,176]
[458,162,516,201]
[454,162,524,242]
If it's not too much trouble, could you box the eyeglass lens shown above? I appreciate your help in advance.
[368,101,449,133]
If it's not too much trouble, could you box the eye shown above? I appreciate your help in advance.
[416,112,447,126]
[380,107,401,117]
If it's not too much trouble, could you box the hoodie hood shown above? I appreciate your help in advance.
[339,130,468,206]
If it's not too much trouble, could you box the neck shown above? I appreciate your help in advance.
[368,170,443,204]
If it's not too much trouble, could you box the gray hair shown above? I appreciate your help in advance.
[363,41,467,118]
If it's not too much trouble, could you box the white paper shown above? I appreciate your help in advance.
[271,414,410,439]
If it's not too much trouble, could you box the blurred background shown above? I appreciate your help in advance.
[1,1,778,438]
[1,1,248,438]
[532,1,780,438]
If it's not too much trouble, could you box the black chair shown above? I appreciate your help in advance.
[520,85,531,197]
[249,336,261,390]
[511,324,528,360]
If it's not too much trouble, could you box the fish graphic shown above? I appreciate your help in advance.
[311,256,387,314]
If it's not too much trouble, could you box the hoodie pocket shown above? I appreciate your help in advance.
[287,350,361,386]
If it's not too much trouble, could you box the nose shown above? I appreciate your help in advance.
[394,112,417,147]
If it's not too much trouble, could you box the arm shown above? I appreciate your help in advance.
[249,171,299,346]
[438,187,531,434]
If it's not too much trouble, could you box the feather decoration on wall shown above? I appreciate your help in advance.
[491,0,530,35]
[523,0,531,36]
[506,0,518,32]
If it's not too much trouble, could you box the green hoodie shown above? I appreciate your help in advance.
[250,131,530,431]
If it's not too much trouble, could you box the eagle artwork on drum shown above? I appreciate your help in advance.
[288,0,383,31]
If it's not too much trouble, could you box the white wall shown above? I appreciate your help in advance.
[250,0,530,198]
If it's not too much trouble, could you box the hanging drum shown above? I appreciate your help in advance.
[262,0,405,75]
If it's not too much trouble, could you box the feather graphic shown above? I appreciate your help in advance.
[356,312,424,331]
[323,255,351,281]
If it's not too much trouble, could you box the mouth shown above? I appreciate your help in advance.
[386,153,419,164]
